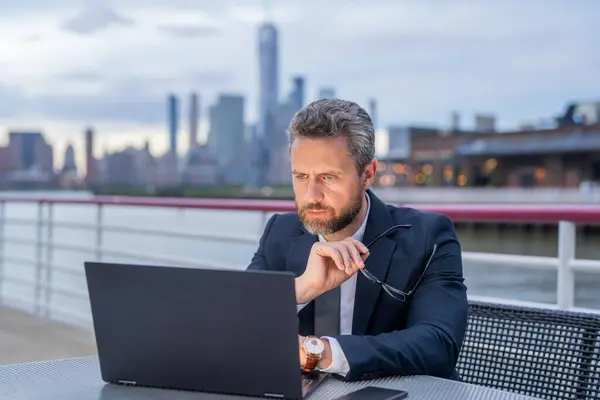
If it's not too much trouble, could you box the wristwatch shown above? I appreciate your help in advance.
[301,336,325,372]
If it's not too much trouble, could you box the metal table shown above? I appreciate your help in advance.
[1,356,539,400]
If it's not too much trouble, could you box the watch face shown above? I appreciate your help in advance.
[303,337,325,355]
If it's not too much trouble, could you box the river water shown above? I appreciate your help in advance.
[1,190,599,328]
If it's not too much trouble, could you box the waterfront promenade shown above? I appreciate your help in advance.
[0,306,97,365]
[1,192,600,371]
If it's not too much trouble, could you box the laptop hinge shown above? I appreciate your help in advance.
[263,393,285,398]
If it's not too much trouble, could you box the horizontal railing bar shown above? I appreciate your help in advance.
[3,196,600,223]
[100,225,259,244]
[8,221,256,247]
[462,252,558,271]
[12,221,253,246]
[38,242,93,254]
[5,233,256,256]
[3,240,96,255]
[569,259,600,273]
[4,237,40,247]
[4,237,45,247]
[39,220,96,231]
[4,217,255,245]
[0,196,295,212]
[47,285,89,300]
[3,277,86,296]
[3,255,38,267]
[5,240,600,276]
[1,275,37,288]
[4,255,85,278]
[47,264,85,278]
[101,248,245,270]
[3,217,38,226]
[7,220,259,244]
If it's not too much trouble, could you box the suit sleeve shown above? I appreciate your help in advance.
[246,214,278,271]
[334,213,469,382]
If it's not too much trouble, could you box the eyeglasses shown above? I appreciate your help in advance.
[359,224,438,302]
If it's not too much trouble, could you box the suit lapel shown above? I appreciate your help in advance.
[286,228,318,335]
[285,229,318,277]
[352,190,397,335]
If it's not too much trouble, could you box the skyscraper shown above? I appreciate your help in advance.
[258,22,279,139]
[369,98,378,130]
[85,127,94,184]
[62,143,77,173]
[168,94,179,155]
[189,92,199,150]
[289,76,305,111]
[206,94,245,184]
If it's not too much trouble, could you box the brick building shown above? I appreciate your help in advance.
[377,122,600,188]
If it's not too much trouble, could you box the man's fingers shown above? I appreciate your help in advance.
[339,247,354,275]
[314,241,366,275]
[328,247,346,272]
[347,244,365,272]
[345,237,369,255]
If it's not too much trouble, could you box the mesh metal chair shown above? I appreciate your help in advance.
[457,301,600,400]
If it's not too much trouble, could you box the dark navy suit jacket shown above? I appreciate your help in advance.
[247,190,468,382]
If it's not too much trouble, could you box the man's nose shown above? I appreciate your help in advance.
[305,181,323,203]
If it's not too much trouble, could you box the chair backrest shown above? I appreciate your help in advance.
[457,301,600,400]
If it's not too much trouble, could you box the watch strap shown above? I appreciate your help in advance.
[302,352,320,372]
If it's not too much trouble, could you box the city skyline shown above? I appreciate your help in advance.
[0,0,598,171]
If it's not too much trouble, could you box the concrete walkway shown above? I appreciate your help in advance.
[0,306,97,365]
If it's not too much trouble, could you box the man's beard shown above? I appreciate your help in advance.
[296,190,364,236]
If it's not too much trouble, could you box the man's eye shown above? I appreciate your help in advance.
[323,175,335,181]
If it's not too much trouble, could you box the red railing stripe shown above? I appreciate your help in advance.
[1,196,600,223]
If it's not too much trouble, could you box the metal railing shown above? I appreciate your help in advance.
[1,196,600,330]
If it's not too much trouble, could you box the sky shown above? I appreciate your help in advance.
[0,0,598,171]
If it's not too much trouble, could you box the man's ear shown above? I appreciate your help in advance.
[362,159,378,189]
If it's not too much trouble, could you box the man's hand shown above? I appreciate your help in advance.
[296,237,369,304]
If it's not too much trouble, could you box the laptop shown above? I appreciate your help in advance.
[84,261,330,399]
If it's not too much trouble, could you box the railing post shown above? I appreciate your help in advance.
[34,201,44,316]
[557,220,575,310]
[96,204,103,261]
[44,203,54,318]
[0,200,5,305]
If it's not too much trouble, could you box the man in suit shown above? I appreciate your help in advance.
[247,98,468,382]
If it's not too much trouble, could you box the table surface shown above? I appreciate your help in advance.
[1,356,539,400]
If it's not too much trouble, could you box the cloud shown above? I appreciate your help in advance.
[157,24,220,38]
[0,0,598,137]
[22,34,42,42]
[53,70,104,82]
[0,69,233,125]
[61,4,133,35]
[33,93,165,124]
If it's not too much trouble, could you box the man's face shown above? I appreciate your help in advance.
[290,136,373,236]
